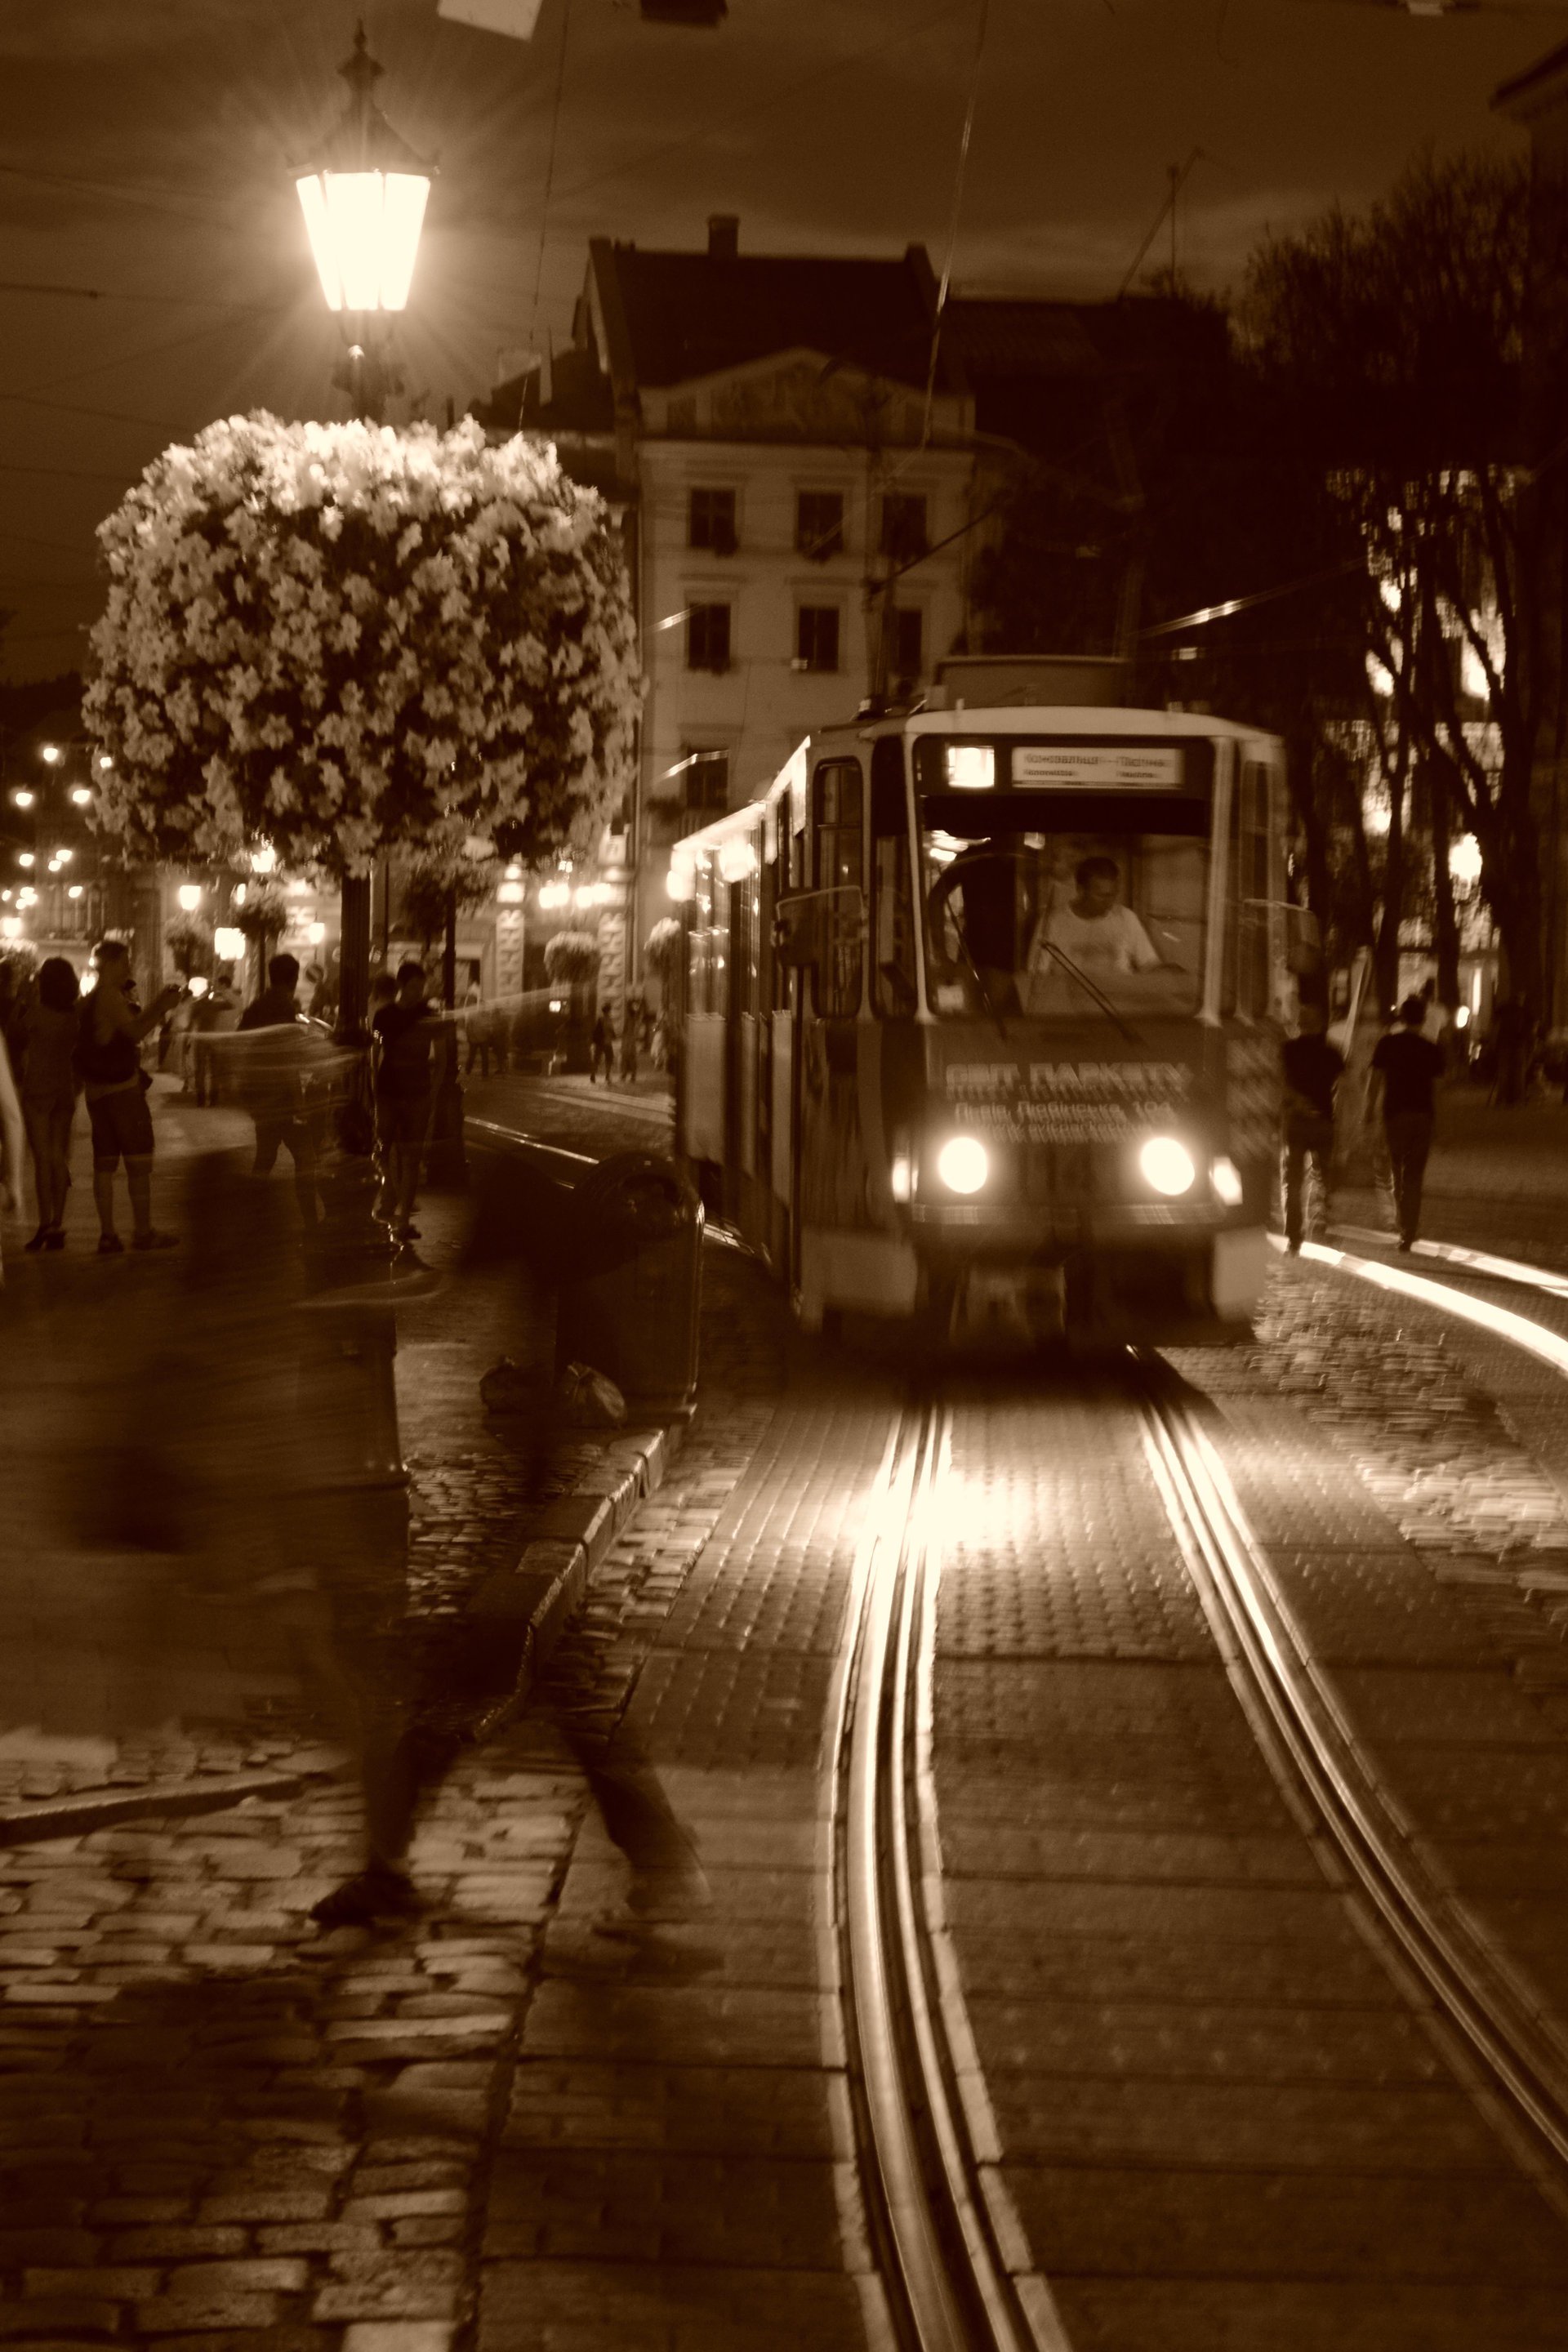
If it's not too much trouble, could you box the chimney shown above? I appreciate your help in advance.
[707,214,738,261]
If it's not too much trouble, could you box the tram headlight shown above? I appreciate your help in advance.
[1210,1155,1244,1207]
[1139,1135,1196,1197]
[935,1135,989,1196]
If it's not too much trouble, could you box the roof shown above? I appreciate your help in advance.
[592,241,963,396]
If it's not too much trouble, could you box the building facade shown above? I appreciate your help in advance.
[479,218,980,1007]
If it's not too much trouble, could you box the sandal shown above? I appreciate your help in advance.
[22,1228,49,1254]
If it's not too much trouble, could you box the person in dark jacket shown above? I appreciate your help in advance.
[1367,994,1446,1251]
[1280,995,1343,1254]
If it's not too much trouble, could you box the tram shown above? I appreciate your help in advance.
[668,658,1298,1346]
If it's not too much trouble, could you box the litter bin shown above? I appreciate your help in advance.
[557,1152,703,1417]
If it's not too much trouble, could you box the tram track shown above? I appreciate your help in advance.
[1136,1356,1568,2202]
[832,1290,1568,2345]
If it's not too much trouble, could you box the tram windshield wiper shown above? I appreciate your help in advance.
[948,906,1009,1040]
[1031,937,1145,1045]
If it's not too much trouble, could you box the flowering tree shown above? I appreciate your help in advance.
[85,412,640,1021]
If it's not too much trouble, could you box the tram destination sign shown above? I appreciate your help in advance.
[1011,745,1183,789]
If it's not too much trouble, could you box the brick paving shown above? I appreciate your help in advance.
[7,1058,1568,2346]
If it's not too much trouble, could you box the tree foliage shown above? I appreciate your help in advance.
[85,414,640,884]
[1245,150,1540,1003]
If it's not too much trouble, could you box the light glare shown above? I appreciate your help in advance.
[1141,1136,1196,1196]
[936,1135,989,1195]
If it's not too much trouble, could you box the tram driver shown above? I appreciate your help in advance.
[1023,854,1163,1011]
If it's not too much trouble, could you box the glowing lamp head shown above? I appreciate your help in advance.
[1139,1135,1196,1197]
[17,853,34,870]
[935,1134,989,1196]
[67,884,83,902]
[11,788,34,808]
[1210,1155,1244,1207]
[187,974,209,999]
[71,786,92,807]
[40,744,60,766]
[296,29,433,315]
[176,884,203,913]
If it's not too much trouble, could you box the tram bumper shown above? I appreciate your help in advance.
[913,1201,1266,1345]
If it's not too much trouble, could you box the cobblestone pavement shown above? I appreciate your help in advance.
[932,1370,1568,2351]
[10,1062,1568,2347]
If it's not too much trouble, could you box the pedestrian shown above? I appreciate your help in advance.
[1281,993,1343,1255]
[590,1008,614,1085]
[191,968,239,1107]
[16,956,80,1252]
[372,958,436,1243]
[237,951,320,1224]
[462,980,497,1078]
[75,938,182,1254]
[619,994,641,1085]
[1490,995,1535,1108]
[1366,991,1447,1253]
[0,1028,24,1285]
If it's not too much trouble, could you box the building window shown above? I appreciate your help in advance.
[688,488,737,554]
[682,749,730,815]
[880,492,928,563]
[797,491,843,560]
[892,607,924,683]
[795,606,840,675]
[687,604,731,673]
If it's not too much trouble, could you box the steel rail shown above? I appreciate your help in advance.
[1137,1361,1568,2189]
[831,1405,1056,2352]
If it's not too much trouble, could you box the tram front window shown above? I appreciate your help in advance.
[919,792,1207,1019]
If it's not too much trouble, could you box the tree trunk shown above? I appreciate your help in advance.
[1427,760,1461,1012]
[337,872,372,1043]
[1373,742,1408,1017]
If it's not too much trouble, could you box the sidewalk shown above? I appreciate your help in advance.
[1334,1085,1568,1267]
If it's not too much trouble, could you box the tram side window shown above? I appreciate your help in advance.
[871,737,916,1017]
[813,758,864,1018]
[1226,762,1272,1017]
[687,855,714,1014]
[734,845,761,1018]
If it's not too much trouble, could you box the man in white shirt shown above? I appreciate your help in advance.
[1029,855,1160,990]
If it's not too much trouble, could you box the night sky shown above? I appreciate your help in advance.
[2,0,1561,681]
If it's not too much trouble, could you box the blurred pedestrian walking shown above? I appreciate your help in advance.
[619,994,641,1085]
[1367,992,1446,1252]
[76,938,181,1254]
[0,1027,24,1285]
[1281,993,1343,1254]
[16,955,80,1252]
[372,959,436,1243]
[590,1009,613,1085]
[238,951,321,1225]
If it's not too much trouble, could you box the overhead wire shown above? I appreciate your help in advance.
[921,0,990,450]
[528,0,575,347]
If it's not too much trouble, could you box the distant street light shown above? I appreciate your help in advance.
[177,883,203,913]
[296,24,435,425]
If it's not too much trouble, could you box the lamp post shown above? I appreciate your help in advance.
[296,24,434,1050]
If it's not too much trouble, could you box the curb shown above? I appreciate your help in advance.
[451,1421,679,1710]
[0,1423,682,1850]
[0,1762,351,1851]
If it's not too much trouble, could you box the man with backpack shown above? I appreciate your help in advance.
[76,938,182,1254]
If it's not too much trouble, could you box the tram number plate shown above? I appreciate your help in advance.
[1012,746,1183,788]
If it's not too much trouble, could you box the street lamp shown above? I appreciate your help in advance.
[296,24,434,1055]
[296,24,434,425]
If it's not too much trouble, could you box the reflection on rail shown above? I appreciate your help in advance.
[829,1408,1068,2351]
[1137,1358,1568,2203]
